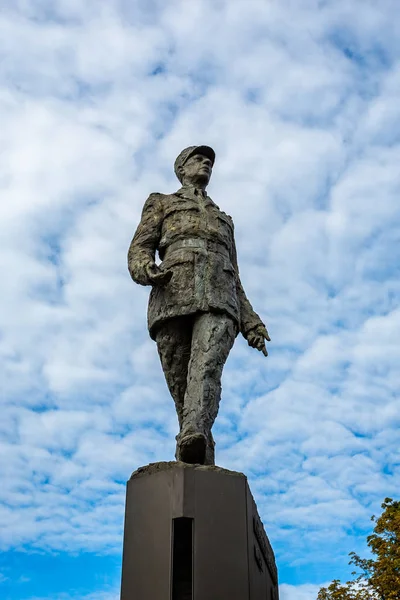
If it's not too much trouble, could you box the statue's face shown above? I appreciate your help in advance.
[181,152,213,187]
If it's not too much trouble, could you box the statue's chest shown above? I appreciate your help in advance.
[161,197,233,242]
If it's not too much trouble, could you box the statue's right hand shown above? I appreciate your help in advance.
[145,264,173,286]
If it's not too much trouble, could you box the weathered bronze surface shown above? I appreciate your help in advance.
[128,145,270,464]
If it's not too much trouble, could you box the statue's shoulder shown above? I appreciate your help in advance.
[222,210,234,222]
[147,191,166,200]
[143,191,188,217]
[207,197,234,223]
[219,208,235,228]
[147,191,176,203]
[143,192,169,210]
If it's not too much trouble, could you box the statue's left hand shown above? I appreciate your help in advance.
[246,324,271,357]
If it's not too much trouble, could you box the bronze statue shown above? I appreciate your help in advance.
[128,146,270,465]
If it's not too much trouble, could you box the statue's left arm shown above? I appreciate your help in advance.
[230,223,271,356]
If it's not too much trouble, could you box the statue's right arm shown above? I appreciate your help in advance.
[128,193,164,286]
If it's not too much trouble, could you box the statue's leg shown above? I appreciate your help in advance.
[178,313,236,465]
[155,316,193,432]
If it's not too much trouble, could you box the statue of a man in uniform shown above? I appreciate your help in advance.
[128,145,270,465]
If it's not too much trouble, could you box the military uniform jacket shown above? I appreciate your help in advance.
[128,186,264,340]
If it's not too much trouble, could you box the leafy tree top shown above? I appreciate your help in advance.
[317,498,400,600]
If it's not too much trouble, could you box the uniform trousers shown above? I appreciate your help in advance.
[155,312,237,465]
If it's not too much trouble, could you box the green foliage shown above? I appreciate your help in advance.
[317,579,373,600]
[317,498,400,600]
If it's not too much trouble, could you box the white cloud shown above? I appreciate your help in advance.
[280,583,323,600]
[0,0,399,595]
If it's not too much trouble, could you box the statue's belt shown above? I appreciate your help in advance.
[163,238,231,260]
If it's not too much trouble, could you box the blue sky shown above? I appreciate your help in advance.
[1,1,399,599]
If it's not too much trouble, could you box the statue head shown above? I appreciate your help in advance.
[174,145,215,188]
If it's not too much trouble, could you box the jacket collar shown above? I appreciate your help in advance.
[174,186,215,207]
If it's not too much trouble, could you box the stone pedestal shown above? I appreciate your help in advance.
[120,461,279,600]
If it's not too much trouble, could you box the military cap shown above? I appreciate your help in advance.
[174,145,215,183]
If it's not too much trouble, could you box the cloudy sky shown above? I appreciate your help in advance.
[1,0,399,599]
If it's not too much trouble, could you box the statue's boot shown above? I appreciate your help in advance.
[176,430,207,464]
[175,428,215,465]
